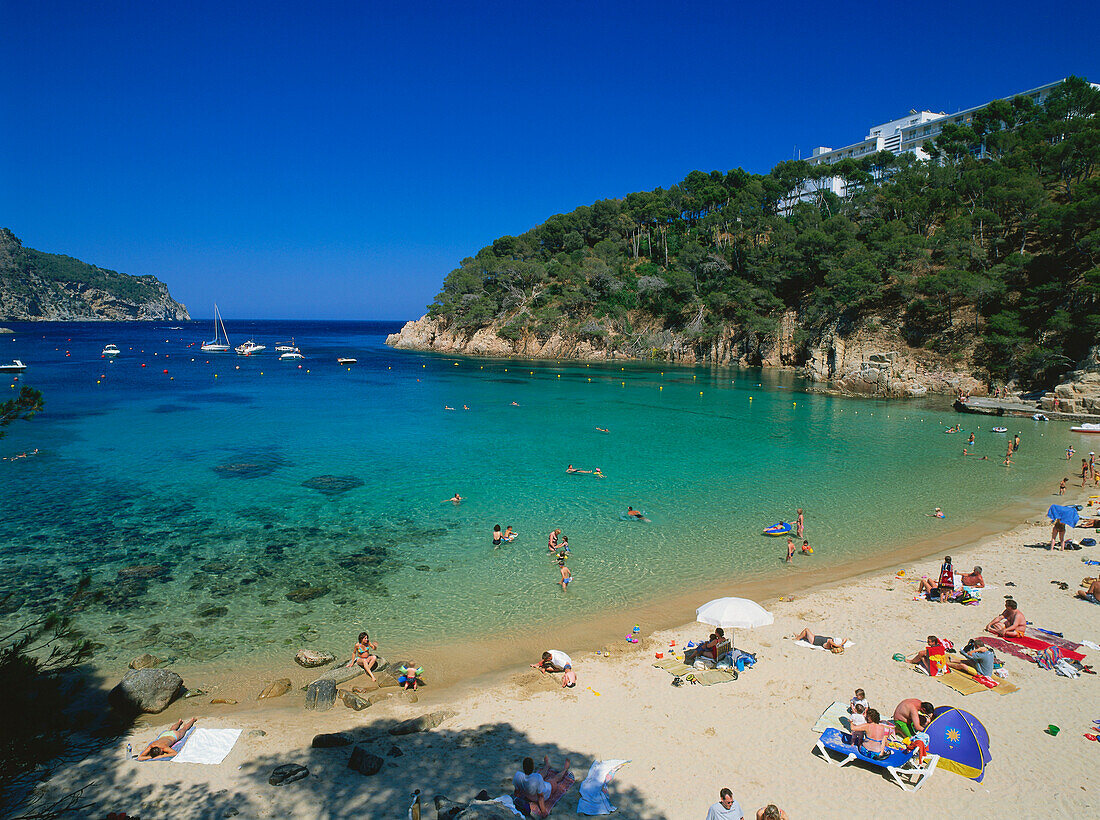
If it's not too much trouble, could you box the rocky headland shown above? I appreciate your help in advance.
[0,228,189,321]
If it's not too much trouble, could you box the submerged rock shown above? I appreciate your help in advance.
[108,669,184,714]
[286,584,330,603]
[295,649,335,668]
[128,653,162,670]
[300,475,365,496]
[197,606,229,619]
[257,678,292,700]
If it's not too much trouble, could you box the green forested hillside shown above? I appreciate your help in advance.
[427,77,1100,387]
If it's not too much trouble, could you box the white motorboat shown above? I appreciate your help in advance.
[0,359,26,373]
[102,344,120,357]
[235,340,266,356]
[337,357,357,365]
[279,349,304,360]
[275,338,297,352]
[201,304,232,352]
[1033,413,1049,421]
[1070,423,1100,434]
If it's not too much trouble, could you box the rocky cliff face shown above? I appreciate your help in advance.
[386,311,988,399]
[0,229,189,322]
[1043,346,1100,414]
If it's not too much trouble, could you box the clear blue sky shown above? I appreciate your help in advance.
[2,1,1097,320]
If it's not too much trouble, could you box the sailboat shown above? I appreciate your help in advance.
[201,304,232,352]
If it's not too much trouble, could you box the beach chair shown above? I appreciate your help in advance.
[814,728,939,792]
[683,639,731,666]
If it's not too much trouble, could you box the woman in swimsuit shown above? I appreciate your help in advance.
[792,628,846,651]
[493,524,503,547]
[796,509,804,539]
[548,528,561,552]
[137,718,197,760]
[348,632,379,681]
[852,709,889,759]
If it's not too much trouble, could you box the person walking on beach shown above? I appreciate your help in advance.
[785,537,794,563]
[705,788,744,820]
[796,509,804,539]
[1059,477,1067,495]
[1083,459,1091,488]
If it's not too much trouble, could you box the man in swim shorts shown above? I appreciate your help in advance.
[1076,578,1100,604]
[986,599,1026,637]
[892,698,934,738]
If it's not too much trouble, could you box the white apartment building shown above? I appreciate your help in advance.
[780,78,1093,213]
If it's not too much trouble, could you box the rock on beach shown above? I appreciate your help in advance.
[295,649,335,668]
[108,668,184,714]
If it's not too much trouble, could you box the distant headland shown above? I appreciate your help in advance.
[0,228,189,322]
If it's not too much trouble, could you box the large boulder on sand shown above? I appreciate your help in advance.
[108,669,184,714]
[295,649,335,668]
[434,796,519,819]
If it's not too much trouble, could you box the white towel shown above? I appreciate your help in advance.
[577,759,630,815]
[796,639,854,651]
[171,728,242,765]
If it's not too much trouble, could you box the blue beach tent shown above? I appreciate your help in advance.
[925,706,991,782]
[1048,504,1080,528]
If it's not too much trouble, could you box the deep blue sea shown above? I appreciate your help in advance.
[0,319,1074,673]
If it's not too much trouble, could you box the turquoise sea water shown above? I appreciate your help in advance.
[0,321,1075,670]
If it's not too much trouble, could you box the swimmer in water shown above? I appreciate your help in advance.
[511,402,520,406]
[503,525,517,542]
[463,405,470,410]
[448,493,463,504]
[596,427,609,433]
[962,449,988,460]
[967,433,975,445]
[626,506,647,521]
[801,539,812,554]
[926,507,945,518]
[593,467,604,478]
[444,405,455,411]
[567,465,592,474]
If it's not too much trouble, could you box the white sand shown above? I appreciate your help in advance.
[33,491,1100,819]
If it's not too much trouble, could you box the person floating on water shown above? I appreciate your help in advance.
[448,492,463,504]
[626,506,648,522]
[595,427,609,433]
[926,507,945,518]
[593,467,604,478]
[567,464,592,474]
[444,405,455,411]
[503,525,517,542]
[962,448,988,460]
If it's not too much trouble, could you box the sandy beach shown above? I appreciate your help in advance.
[28,478,1100,819]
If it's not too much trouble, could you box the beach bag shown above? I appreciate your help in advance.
[1036,646,1061,670]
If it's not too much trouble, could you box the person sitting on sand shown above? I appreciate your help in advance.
[908,635,948,676]
[347,632,379,681]
[986,599,1026,637]
[532,649,573,674]
[851,708,890,760]
[756,804,789,820]
[137,717,197,760]
[892,698,935,738]
[948,638,996,677]
[960,566,985,588]
[561,666,577,688]
[793,628,846,652]
[513,755,572,819]
[1076,578,1100,604]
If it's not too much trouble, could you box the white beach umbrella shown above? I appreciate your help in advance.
[696,597,774,629]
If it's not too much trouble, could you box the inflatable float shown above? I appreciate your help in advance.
[763,522,792,537]
[991,427,1008,433]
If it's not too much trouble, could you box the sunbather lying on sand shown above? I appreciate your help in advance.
[137,718,197,760]
[793,628,846,652]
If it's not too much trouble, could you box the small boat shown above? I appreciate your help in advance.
[275,338,297,353]
[235,340,266,356]
[1071,423,1100,434]
[763,522,792,537]
[0,359,26,373]
[991,427,1008,433]
[279,349,304,360]
[201,304,232,352]
[337,357,357,365]
[101,344,120,357]
[1033,413,1049,421]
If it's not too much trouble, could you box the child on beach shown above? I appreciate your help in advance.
[397,664,422,690]
[559,559,572,591]
[796,509,804,538]
[801,540,813,555]
[848,702,867,728]
[850,688,868,713]
[1060,477,1067,495]
[785,538,794,563]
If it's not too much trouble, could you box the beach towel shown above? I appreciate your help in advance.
[796,639,854,651]
[811,701,852,734]
[691,668,738,686]
[981,637,1037,664]
[1048,504,1081,528]
[1006,634,1085,662]
[652,658,692,677]
[1024,628,1084,653]
[933,670,989,696]
[991,679,1019,695]
[531,768,575,818]
[171,728,241,765]
[577,759,629,816]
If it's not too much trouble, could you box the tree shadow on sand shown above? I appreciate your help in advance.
[23,716,672,820]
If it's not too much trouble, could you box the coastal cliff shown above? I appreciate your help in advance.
[386,311,987,398]
[0,229,189,322]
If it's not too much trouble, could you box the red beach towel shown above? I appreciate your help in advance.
[1005,634,1085,662]
[981,637,1038,664]
[1024,628,1084,653]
